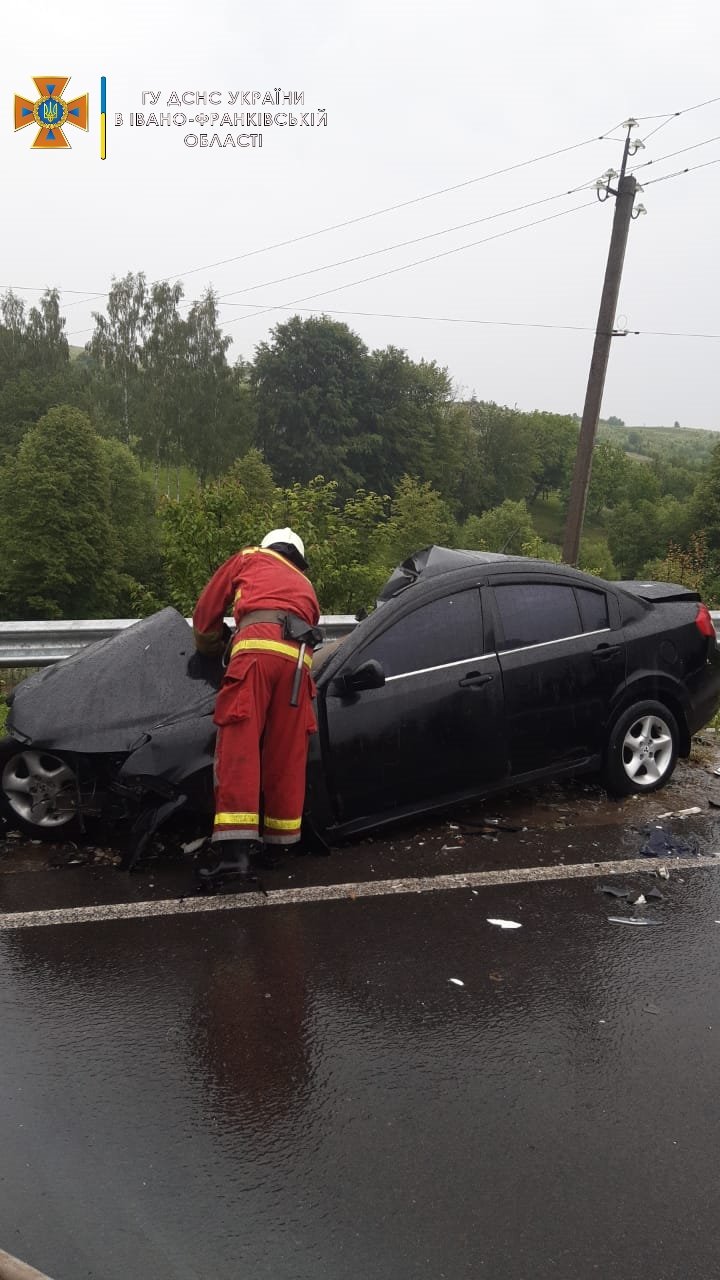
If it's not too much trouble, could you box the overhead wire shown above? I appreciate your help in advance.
[43,122,628,315]
[209,201,599,331]
[211,302,720,341]
[216,173,604,301]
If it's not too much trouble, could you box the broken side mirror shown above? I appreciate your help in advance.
[331,658,386,696]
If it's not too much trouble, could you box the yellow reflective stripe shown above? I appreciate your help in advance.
[257,546,309,580]
[214,812,259,827]
[231,638,313,667]
[264,815,302,831]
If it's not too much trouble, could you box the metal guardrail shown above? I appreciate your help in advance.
[0,617,358,668]
[0,613,717,670]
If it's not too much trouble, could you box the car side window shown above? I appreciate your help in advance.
[575,587,609,632]
[494,583,582,650]
[360,592,483,677]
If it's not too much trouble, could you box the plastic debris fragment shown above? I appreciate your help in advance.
[631,894,647,906]
[441,844,463,852]
[640,826,697,858]
[181,837,206,854]
[449,978,465,986]
[607,916,662,926]
[487,918,522,929]
[657,866,670,880]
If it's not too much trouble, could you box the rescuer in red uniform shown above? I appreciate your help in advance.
[192,528,321,885]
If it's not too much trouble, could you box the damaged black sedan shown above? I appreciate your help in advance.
[2,548,719,865]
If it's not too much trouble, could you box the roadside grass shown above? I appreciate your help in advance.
[529,495,607,545]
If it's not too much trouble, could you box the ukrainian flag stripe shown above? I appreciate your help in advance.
[214,812,259,827]
[264,815,302,831]
[100,76,106,159]
[231,638,313,667]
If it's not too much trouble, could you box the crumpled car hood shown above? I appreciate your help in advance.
[8,607,221,754]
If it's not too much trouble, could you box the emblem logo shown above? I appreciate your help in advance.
[14,77,89,150]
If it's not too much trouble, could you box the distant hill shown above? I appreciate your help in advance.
[598,422,719,469]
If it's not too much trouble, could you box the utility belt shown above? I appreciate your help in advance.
[225,610,324,706]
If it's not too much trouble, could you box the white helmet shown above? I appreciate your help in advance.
[261,527,306,565]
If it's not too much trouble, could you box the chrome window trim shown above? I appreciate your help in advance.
[499,626,611,657]
[384,652,496,683]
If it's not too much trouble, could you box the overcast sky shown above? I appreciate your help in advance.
[2,1,719,428]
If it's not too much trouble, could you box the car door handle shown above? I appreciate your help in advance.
[592,644,622,662]
[458,671,494,688]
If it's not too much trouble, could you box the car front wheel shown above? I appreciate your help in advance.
[0,747,81,837]
[604,700,679,795]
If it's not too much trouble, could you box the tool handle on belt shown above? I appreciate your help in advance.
[290,643,306,707]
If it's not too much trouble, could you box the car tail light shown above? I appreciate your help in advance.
[695,602,716,638]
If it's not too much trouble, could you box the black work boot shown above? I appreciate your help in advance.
[196,839,258,886]
[252,845,283,870]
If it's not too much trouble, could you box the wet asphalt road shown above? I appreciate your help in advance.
[2,818,720,1279]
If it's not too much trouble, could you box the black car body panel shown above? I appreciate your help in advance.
[4,550,720,853]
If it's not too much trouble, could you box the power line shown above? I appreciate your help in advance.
[629,133,720,174]
[640,155,720,186]
[65,200,598,338]
[217,177,601,301]
[636,93,720,122]
[209,201,599,333]
[10,109,720,315]
[163,130,618,284]
[54,124,621,314]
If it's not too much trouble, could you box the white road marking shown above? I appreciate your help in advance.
[0,855,719,931]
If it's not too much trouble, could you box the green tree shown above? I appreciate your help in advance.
[525,412,578,501]
[0,406,120,618]
[356,347,452,495]
[585,439,629,516]
[181,289,243,483]
[253,315,370,493]
[89,271,149,444]
[374,476,456,566]
[160,451,280,611]
[462,498,535,554]
[606,499,662,578]
[464,400,539,511]
[98,437,165,611]
[688,440,720,553]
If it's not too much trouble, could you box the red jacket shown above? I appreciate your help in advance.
[193,546,320,658]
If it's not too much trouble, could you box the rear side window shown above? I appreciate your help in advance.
[575,587,609,632]
[494,583,582,650]
[361,592,482,677]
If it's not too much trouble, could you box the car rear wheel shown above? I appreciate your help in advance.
[0,747,81,838]
[604,700,679,795]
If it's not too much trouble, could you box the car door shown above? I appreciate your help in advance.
[320,587,507,827]
[488,577,625,777]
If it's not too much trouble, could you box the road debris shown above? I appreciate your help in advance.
[181,837,206,854]
[487,918,522,930]
[448,977,465,986]
[441,845,463,852]
[607,916,662,927]
[640,826,698,859]
[657,866,671,880]
[655,806,702,819]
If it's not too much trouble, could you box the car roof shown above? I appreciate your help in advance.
[376,545,580,602]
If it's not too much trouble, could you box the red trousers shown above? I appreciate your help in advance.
[211,638,317,846]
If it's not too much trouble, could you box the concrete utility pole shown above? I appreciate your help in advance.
[562,121,644,565]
